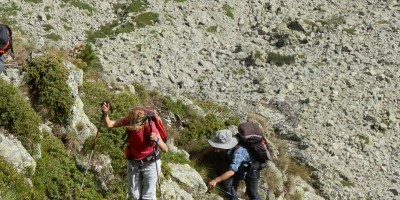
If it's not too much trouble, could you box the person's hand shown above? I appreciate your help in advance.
[150,132,159,143]
[101,101,110,113]
[208,179,218,189]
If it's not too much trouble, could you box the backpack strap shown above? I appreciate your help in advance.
[5,25,13,56]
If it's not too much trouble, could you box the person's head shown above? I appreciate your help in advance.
[208,129,238,150]
[127,107,147,130]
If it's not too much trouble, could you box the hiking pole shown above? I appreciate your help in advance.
[148,118,164,200]
[81,129,100,189]
[215,186,239,200]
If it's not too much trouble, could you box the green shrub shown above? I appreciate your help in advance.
[42,24,54,31]
[76,44,103,72]
[0,79,41,151]
[222,4,234,19]
[134,12,159,28]
[44,33,62,41]
[132,82,150,104]
[266,51,296,66]
[64,24,73,31]
[357,135,370,144]
[123,0,148,15]
[206,25,219,33]
[69,0,96,14]
[32,134,104,199]
[343,28,356,35]
[23,54,73,124]
[162,97,239,151]
[340,181,355,187]
[0,157,42,200]
[23,0,43,3]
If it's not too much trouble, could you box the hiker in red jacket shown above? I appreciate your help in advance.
[101,104,168,200]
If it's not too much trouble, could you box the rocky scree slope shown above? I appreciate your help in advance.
[3,0,400,199]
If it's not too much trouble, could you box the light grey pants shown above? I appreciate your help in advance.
[127,159,161,200]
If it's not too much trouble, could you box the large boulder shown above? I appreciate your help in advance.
[0,133,36,175]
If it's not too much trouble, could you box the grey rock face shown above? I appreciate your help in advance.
[0,133,36,175]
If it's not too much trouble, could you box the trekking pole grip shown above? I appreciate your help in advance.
[100,100,112,122]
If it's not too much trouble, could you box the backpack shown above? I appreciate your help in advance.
[236,122,272,170]
[123,109,168,160]
[0,24,13,55]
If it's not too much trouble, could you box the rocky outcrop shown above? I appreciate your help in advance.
[0,132,36,175]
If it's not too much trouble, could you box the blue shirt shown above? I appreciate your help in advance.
[227,146,255,173]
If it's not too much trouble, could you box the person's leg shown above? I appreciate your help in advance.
[127,161,142,200]
[221,174,239,200]
[245,169,261,200]
[141,159,161,200]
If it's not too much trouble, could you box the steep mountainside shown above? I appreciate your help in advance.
[1,0,400,199]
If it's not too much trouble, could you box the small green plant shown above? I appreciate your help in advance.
[23,54,73,124]
[222,4,234,19]
[132,82,149,104]
[317,15,345,31]
[63,24,72,31]
[76,43,103,72]
[42,24,54,31]
[45,14,52,20]
[343,28,356,35]
[123,0,148,15]
[161,152,190,165]
[233,68,246,75]
[340,181,355,187]
[162,97,189,118]
[63,0,95,14]
[134,12,159,28]
[23,0,43,3]
[44,33,62,41]
[206,25,219,33]
[253,50,264,61]
[266,51,296,66]
[376,20,391,25]
[44,6,51,12]
[357,135,370,144]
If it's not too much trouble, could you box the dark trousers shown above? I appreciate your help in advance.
[222,169,261,200]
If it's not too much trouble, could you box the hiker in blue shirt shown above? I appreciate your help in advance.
[207,129,262,200]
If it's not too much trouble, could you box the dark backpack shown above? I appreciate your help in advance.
[0,24,13,55]
[237,122,272,170]
[123,109,168,160]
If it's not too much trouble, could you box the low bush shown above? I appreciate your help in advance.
[76,43,103,72]
[0,157,42,200]
[0,79,41,152]
[32,134,104,199]
[266,51,296,66]
[23,54,73,124]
